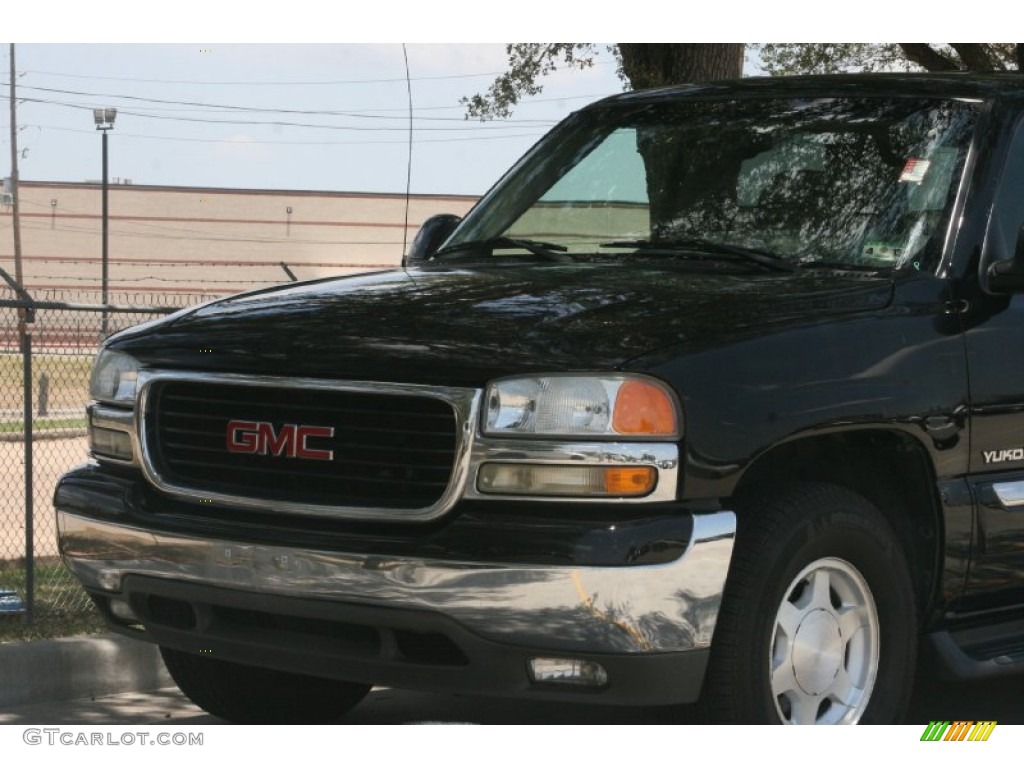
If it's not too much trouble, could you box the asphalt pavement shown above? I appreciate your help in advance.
[0,633,171,710]
[0,637,1019,725]
[0,678,1022,725]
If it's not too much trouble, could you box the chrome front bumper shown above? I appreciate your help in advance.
[58,509,736,655]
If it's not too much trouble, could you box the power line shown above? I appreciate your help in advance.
[10,83,557,124]
[23,68,515,86]
[25,122,549,146]
[34,91,612,115]
[18,97,554,133]
[281,92,614,114]
[23,60,615,87]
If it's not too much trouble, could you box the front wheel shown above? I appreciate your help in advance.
[160,647,371,724]
[699,483,916,724]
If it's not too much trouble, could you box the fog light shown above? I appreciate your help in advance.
[108,597,139,623]
[90,425,133,461]
[528,657,608,688]
[478,463,655,497]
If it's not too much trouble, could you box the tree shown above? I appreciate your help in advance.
[758,43,1024,76]
[464,43,1024,120]
[462,44,744,120]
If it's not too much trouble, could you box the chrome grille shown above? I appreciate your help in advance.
[143,377,464,515]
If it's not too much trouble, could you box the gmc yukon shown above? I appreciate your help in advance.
[57,73,1024,724]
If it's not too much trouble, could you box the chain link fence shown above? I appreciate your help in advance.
[0,278,209,641]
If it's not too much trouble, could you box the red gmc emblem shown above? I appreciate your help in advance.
[226,420,334,461]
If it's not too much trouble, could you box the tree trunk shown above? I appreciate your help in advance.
[897,44,959,72]
[614,45,742,240]
[617,43,744,89]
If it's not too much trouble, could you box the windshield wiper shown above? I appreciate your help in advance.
[434,236,569,262]
[797,259,889,273]
[602,238,795,273]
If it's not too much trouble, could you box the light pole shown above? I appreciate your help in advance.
[94,108,116,336]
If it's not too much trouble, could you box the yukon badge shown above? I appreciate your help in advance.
[982,447,1024,465]
[226,420,334,461]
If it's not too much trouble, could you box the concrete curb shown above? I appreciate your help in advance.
[0,633,172,708]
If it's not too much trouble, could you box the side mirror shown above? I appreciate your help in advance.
[986,225,1024,293]
[404,214,462,267]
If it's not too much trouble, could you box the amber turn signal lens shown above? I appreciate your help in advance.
[603,467,656,496]
[477,463,657,497]
[612,380,677,435]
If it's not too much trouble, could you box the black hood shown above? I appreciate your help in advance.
[111,264,893,387]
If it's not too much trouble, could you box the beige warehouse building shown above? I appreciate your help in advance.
[0,180,477,305]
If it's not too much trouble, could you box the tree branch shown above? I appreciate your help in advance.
[897,44,960,71]
[950,43,997,70]
[461,43,597,120]
[1017,44,1024,69]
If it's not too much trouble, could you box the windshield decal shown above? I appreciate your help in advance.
[900,158,931,184]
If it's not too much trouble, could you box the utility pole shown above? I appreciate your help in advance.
[9,44,23,289]
[93,108,116,336]
[8,43,33,624]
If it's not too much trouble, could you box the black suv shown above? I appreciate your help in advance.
[57,73,1024,724]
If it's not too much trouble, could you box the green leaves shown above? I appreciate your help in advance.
[463,44,1024,121]
[461,44,600,121]
[756,43,1021,76]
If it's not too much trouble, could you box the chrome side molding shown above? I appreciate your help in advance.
[992,481,1024,510]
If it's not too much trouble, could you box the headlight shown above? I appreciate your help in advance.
[483,375,679,438]
[89,350,140,405]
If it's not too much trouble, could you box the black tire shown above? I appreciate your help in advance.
[160,647,371,724]
[698,482,917,724]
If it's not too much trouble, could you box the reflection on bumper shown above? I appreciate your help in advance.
[58,510,735,655]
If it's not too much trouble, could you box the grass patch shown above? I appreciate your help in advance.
[0,560,104,643]
[0,610,106,644]
[0,416,87,433]
[0,353,94,414]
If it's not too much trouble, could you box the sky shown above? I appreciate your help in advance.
[4,5,1006,196]
[2,44,637,196]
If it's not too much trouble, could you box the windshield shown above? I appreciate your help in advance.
[445,96,979,272]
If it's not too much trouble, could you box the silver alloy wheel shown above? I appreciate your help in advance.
[769,557,880,724]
